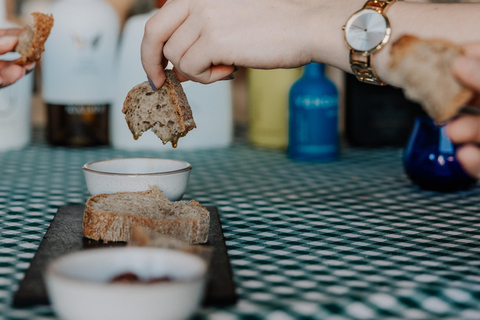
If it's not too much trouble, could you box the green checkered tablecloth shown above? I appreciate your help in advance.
[1,137,480,320]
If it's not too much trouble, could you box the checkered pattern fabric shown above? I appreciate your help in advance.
[1,137,480,319]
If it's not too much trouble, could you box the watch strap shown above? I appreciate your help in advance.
[363,0,397,12]
[349,0,400,86]
[350,52,386,86]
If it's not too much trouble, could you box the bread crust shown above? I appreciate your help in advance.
[389,35,474,123]
[15,12,54,66]
[82,188,210,244]
[122,70,196,147]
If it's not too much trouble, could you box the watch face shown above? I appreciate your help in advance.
[345,9,388,52]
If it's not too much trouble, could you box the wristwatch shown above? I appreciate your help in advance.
[343,0,401,86]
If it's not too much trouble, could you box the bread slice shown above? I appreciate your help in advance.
[129,226,213,262]
[83,187,210,244]
[122,70,196,148]
[15,12,54,66]
[389,35,474,123]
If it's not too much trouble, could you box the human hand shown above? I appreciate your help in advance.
[141,0,318,88]
[445,43,480,179]
[0,29,35,88]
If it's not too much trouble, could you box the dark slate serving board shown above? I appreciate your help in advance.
[13,205,237,307]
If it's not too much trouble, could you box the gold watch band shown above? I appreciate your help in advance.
[349,0,399,86]
[350,51,386,86]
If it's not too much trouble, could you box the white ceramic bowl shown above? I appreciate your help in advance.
[82,158,192,200]
[45,247,207,320]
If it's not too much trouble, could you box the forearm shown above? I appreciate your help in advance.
[306,1,480,85]
[141,0,480,86]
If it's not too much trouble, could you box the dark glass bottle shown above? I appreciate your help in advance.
[403,116,477,192]
[41,0,119,147]
[46,104,109,146]
[288,63,339,160]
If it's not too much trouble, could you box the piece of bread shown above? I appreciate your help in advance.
[15,12,54,66]
[129,226,213,262]
[122,70,196,147]
[388,35,474,123]
[83,186,210,244]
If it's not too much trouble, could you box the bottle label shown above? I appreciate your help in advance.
[64,104,108,116]
[294,95,338,113]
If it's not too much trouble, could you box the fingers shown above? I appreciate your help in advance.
[446,115,480,144]
[453,43,480,105]
[163,17,200,68]
[453,55,480,92]
[462,43,480,59]
[141,0,190,89]
[210,65,236,82]
[0,61,26,87]
[0,33,34,87]
[446,115,480,179]
[0,36,19,54]
[455,144,480,179]
[179,52,235,83]
[0,28,24,38]
[178,35,235,83]
[142,0,235,86]
[172,67,189,82]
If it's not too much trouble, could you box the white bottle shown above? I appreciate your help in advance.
[111,10,233,150]
[0,0,34,151]
[42,0,120,146]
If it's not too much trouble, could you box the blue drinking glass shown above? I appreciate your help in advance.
[403,116,477,192]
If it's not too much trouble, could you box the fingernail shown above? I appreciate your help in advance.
[222,74,234,81]
[147,77,157,92]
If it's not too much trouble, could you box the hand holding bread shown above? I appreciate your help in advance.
[388,35,474,124]
[0,31,29,87]
[0,12,52,88]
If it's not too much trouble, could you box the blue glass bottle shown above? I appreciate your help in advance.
[288,63,339,160]
[403,116,477,192]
